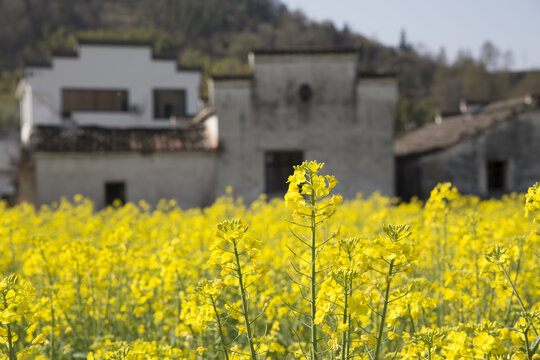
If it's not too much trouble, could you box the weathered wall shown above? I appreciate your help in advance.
[17,162,35,204]
[0,132,20,202]
[209,78,255,200]
[20,50,398,208]
[397,110,540,199]
[211,53,397,202]
[20,44,202,143]
[34,151,217,209]
[356,78,397,196]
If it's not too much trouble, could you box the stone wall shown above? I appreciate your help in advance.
[397,110,540,199]
[0,132,19,203]
[21,50,398,208]
[211,52,398,202]
[33,151,216,208]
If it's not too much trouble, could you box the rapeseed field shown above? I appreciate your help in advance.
[0,161,538,359]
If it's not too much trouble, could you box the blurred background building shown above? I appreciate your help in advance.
[396,95,540,200]
[15,41,397,208]
[0,0,538,207]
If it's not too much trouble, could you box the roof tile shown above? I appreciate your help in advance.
[29,123,215,153]
[394,96,538,157]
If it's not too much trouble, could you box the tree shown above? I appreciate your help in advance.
[399,28,410,52]
[480,41,500,72]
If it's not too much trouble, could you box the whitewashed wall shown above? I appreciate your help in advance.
[19,44,202,143]
[34,152,216,209]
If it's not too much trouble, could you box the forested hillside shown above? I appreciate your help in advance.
[0,0,539,132]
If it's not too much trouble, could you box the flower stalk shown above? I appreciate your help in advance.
[284,161,342,360]
[232,240,258,360]
[309,184,318,360]
[374,259,394,360]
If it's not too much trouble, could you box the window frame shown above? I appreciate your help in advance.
[61,88,129,117]
[486,159,507,193]
[153,88,188,120]
[104,181,127,207]
[264,150,304,196]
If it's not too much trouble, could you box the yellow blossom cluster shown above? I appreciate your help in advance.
[0,169,537,359]
[284,161,342,220]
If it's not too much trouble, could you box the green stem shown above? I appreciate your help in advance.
[407,305,416,335]
[310,185,318,360]
[340,280,348,360]
[210,296,230,360]
[233,241,258,360]
[474,251,480,322]
[524,326,531,360]
[198,332,204,360]
[7,324,15,360]
[504,255,521,324]
[346,255,354,358]
[346,313,352,358]
[499,264,538,336]
[374,260,394,360]
[49,293,55,360]
[439,211,448,326]
[487,282,495,320]
[3,294,16,360]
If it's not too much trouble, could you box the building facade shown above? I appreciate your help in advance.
[395,96,540,200]
[0,131,19,205]
[211,49,398,202]
[17,42,398,208]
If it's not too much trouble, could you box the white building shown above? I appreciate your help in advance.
[17,41,397,208]
[18,39,203,140]
[17,39,217,208]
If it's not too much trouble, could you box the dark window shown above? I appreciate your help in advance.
[487,160,507,192]
[265,151,303,195]
[154,89,186,119]
[105,182,126,206]
[1,194,14,207]
[298,84,313,102]
[62,89,128,116]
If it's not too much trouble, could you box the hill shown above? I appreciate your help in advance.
[0,0,539,132]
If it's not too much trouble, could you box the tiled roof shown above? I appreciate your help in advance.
[251,48,358,56]
[394,95,539,157]
[210,74,253,81]
[24,38,203,72]
[78,38,154,47]
[29,122,215,153]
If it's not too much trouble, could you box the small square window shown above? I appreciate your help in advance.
[265,151,303,195]
[1,194,13,207]
[487,160,506,192]
[154,89,186,119]
[105,181,126,206]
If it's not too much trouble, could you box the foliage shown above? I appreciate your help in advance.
[2,0,539,132]
[0,71,21,131]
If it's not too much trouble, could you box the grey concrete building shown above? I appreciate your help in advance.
[0,132,19,205]
[395,95,540,200]
[210,49,398,202]
[17,43,398,208]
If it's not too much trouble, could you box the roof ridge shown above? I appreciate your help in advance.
[395,95,537,157]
